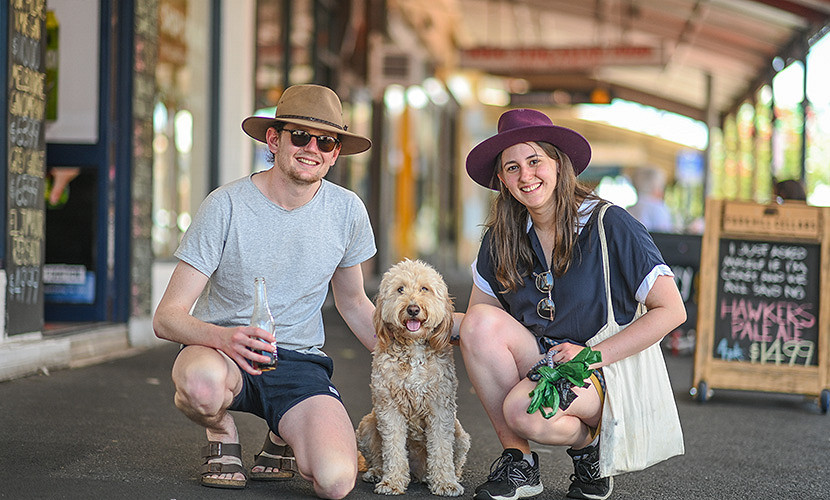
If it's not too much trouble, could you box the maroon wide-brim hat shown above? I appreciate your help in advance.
[241,84,371,155]
[466,108,592,189]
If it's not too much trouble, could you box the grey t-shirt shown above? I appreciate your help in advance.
[175,173,376,355]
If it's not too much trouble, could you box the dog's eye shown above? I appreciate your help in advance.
[421,286,429,292]
[397,286,404,294]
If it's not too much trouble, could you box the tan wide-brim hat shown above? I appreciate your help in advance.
[241,84,372,155]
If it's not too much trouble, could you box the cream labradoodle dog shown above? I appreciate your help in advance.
[357,259,470,496]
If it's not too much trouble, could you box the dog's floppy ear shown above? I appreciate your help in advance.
[428,292,455,351]
[373,294,392,351]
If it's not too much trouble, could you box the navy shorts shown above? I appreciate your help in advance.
[229,348,343,438]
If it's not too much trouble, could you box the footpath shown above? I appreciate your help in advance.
[1,276,829,499]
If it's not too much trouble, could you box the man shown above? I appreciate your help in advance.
[627,167,674,233]
[153,84,377,499]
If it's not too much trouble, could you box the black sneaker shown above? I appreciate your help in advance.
[473,448,543,500]
[566,443,613,500]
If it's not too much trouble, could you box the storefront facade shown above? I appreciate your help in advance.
[1,0,466,381]
[0,0,250,379]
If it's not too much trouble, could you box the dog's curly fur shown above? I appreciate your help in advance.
[356,259,470,496]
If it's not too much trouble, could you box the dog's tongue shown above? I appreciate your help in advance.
[406,319,422,332]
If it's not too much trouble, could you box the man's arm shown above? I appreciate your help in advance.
[152,260,276,375]
[330,263,377,352]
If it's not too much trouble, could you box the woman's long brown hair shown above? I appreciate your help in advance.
[485,142,599,293]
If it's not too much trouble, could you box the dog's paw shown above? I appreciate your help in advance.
[429,480,464,497]
[361,467,382,483]
[374,477,408,495]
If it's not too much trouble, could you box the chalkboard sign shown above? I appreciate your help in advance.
[651,233,701,355]
[713,238,819,366]
[6,1,46,335]
[693,200,830,413]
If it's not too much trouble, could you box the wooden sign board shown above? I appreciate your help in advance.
[693,199,830,412]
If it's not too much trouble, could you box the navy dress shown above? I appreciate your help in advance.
[475,202,667,352]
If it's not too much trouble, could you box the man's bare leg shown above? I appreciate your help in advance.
[279,395,358,499]
[172,345,244,483]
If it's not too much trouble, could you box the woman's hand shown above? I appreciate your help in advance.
[546,342,585,364]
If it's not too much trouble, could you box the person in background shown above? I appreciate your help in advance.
[45,167,80,207]
[773,179,807,203]
[460,108,686,500]
[153,84,377,499]
[627,167,675,233]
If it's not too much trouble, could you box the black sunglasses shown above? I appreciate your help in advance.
[284,129,340,153]
[534,271,556,321]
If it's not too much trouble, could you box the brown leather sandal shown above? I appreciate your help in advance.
[200,441,247,489]
[250,434,298,481]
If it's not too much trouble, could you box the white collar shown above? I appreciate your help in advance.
[526,198,601,234]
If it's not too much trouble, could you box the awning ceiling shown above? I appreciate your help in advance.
[411,0,830,121]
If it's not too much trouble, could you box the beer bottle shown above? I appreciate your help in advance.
[251,277,276,371]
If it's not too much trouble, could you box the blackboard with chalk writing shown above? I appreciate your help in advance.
[693,199,830,412]
[6,0,46,335]
[713,238,819,367]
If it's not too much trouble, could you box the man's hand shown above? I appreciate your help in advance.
[218,326,277,375]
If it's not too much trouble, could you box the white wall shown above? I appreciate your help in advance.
[0,271,6,341]
[219,0,256,185]
[44,0,100,143]
[186,0,212,218]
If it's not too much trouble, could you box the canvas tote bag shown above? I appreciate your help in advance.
[585,204,685,477]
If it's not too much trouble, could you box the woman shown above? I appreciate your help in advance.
[460,109,687,500]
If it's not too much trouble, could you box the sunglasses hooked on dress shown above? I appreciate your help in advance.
[534,270,556,321]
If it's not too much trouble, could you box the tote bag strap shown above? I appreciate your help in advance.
[596,203,616,327]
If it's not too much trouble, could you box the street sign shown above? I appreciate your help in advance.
[460,45,664,73]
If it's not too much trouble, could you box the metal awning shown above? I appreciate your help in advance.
[395,0,830,121]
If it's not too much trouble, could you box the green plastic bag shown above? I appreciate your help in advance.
[527,346,602,419]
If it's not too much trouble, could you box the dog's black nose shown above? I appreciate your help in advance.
[407,305,420,317]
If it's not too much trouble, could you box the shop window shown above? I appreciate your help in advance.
[805,32,830,206]
[771,61,805,184]
[153,0,211,258]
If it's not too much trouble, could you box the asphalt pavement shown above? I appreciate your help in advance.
[1,274,829,499]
